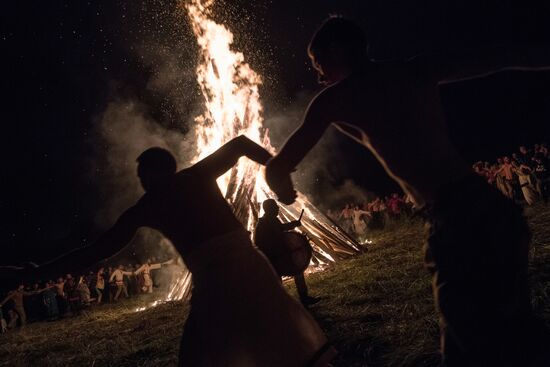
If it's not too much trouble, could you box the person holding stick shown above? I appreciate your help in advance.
[266,16,550,367]
[255,200,320,305]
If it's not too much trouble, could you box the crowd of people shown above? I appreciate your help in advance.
[326,193,415,239]
[0,258,173,333]
[472,143,549,205]
[325,143,549,240]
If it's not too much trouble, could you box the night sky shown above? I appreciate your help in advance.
[1,0,549,264]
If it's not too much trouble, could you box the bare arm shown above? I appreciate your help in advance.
[281,220,301,231]
[37,208,140,279]
[0,293,14,306]
[192,135,272,179]
[413,43,550,84]
[266,91,333,204]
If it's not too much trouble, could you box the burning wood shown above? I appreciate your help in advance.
[152,0,365,307]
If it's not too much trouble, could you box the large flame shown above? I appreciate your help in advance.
[186,0,272,221]
[184,0,361,260]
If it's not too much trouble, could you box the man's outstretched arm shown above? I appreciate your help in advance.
[266,92,333,204]
[415,43,550,84]
[35,208,139,279]
[192,135,272,179]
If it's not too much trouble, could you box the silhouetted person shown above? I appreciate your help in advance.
[255,199,319,305]
[266,16,550,367]
[2,136,334,366]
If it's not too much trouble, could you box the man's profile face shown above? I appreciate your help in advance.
[310,53,348,86]
[137,164,153,192]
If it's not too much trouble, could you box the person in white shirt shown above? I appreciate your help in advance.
[109,265,132,301]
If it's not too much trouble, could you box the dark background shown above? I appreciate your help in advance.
[1,0,549,264]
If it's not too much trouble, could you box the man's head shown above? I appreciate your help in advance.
[308,16,368,85]
[262,199,279,217]
[118,264,124,270]
[137,147,177,192]
[504,156,510,164]
[519,146,528,154]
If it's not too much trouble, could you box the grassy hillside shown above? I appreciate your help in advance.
[1,205,549,367]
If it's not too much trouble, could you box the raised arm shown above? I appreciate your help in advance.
[416,43,550,84]
[37,207,140,279]
[0,292,14,307]
[281,220,301,231]
[266,91,333,204]
[192,135,272,179]
[134,264,146,275]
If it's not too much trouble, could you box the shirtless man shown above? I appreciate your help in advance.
[134,259,173,293]
[1,135,334,366]
[0,284,31,327]
[266,16,550,367]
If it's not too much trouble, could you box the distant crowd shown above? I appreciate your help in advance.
[326,193,415,240]
[0,258,173,333]
[472,143,549,205]
[327,143,549,240]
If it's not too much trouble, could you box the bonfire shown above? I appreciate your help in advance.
[146,0,363,309]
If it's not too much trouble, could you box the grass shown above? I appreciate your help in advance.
[1,205,549,367]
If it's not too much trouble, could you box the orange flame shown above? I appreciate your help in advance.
[186,0,273,214]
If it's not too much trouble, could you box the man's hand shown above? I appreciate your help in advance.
[265,157,297,205]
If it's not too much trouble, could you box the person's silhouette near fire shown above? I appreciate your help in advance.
[254,199,320,305]
[1,136,335,367]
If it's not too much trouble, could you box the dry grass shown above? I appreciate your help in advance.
[1,205,549,367]
[0,294,189,367]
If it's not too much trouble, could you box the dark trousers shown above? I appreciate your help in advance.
[425,175,550,367]
[294,273,309,300]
